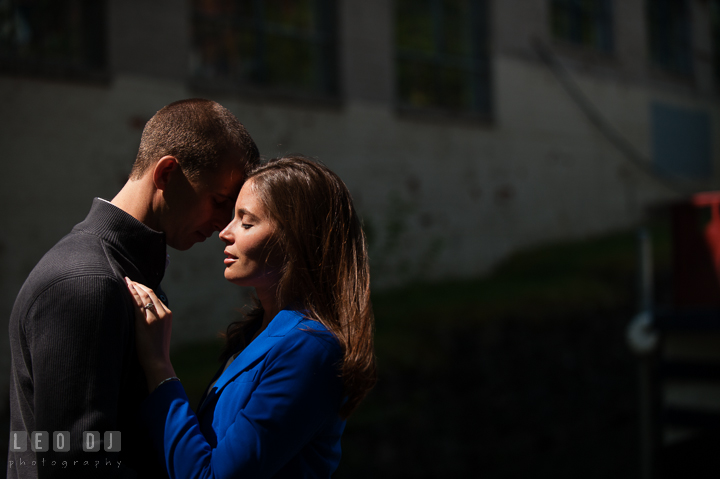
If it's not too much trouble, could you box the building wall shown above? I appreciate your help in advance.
[1,0,718,409]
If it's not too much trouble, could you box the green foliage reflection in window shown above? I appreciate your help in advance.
[395,0,490,115]
[191,0,336,95]
[550,0,613,52]
[0,0,105,73]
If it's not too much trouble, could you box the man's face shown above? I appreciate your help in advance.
[162,160,246,251]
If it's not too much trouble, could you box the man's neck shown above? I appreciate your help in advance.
[111,178,160,232]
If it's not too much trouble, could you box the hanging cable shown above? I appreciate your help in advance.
[531,37,700,197]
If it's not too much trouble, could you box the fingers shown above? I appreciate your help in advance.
[132,282,169,314]
[125,277,144,307]
[124,277,170,315]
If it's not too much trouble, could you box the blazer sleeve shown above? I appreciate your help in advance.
[142,331,343,479]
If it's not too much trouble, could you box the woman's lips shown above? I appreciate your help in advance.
[223,251,237,265]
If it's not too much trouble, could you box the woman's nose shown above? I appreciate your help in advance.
[219,226,232,244]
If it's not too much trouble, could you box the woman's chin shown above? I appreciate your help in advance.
[224,271,240,283]
[224,272,250,287]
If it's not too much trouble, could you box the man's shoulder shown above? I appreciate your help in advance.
[36,229,117,278]
[17,230,122,306]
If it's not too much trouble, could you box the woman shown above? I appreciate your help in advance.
[126,156,377,478]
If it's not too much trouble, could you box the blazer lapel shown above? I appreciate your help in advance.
[197,310,304,415]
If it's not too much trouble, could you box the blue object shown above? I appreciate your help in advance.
[651,102,712,179]
[143,309,346,479]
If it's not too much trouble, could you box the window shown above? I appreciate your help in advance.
[646,0,692,75]
[191,0,337,97]
[0,0,106,77]
[651,103,711,179]
[395,0,490,116]
[550,0,613,52]
[711,0,720,82]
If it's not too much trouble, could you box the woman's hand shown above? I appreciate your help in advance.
[125,277,177,392]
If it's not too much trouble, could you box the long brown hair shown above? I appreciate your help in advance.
[221,156,376,418]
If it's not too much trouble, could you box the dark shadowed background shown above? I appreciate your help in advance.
[2,0,720,477]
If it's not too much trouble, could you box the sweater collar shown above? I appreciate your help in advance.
[73,198,167,287]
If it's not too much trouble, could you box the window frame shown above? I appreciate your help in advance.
[711,0,720,84]
[549,0,614,53]
[394,0,492,120]
[189,0,339,103]
[646,0,693,76]
[0,0,108,82]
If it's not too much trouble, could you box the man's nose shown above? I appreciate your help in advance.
[213,205,234,231]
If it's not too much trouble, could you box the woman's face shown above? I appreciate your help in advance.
[219,179,281,290]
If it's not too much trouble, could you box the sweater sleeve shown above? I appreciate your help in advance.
[26,275,132,478]
[142,332,343,479]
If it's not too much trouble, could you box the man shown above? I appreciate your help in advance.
[7,99,259,478]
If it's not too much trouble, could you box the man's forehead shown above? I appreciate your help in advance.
[193,163,245,193]
[218,163,245,183]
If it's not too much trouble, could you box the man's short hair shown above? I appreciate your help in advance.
[130,98,259,180]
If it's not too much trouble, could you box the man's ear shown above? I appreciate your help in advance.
[152,156,179,191]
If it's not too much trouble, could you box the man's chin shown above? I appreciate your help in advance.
[169,233,210,251]
[168,240,198,251]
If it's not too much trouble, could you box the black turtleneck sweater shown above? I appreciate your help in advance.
[8,199,169,478]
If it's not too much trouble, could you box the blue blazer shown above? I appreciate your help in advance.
[143,309,346,479]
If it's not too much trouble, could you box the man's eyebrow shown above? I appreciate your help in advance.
[216,192,234,201]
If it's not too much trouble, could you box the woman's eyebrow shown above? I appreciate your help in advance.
[237,208,259,219]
